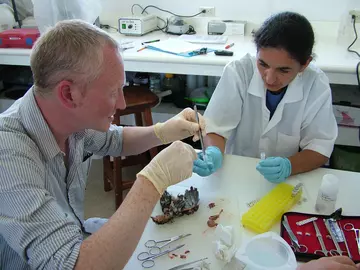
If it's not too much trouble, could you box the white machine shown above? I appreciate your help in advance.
[118,14,158,36]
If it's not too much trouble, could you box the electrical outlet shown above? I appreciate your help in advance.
[349,9,360,21]
[199,6,215,17]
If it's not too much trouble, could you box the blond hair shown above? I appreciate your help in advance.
[30,19,119,95]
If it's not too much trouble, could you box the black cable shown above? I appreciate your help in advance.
[141,5,205,18]
[131,4,148,15]
[347,16,360,91]
[100,24,118,32]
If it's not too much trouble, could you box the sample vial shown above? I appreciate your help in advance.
[315,174,339,215]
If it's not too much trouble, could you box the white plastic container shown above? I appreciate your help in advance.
[234,232,297,270]
[315,174,339,215]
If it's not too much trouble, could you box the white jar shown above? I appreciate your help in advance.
[315,174,339,215]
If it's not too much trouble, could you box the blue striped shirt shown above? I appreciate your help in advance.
[0,87,123,269]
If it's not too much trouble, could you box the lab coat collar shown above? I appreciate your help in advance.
[248,68,304,103]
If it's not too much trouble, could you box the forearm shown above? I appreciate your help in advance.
[121,126,162,156]
[204,133,226,154]
[288,149,328,175]
[75,176,160,270]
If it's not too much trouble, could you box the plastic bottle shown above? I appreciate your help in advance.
[315,174,339,214]
[149,73,161,93]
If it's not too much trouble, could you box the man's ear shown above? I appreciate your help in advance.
[56,80,83,109]
[299,56,313,72]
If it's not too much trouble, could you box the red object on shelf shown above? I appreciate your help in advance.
[0,28,40,48]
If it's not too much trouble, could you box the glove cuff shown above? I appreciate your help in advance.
[153,122,167,145]
[284,158,292,178]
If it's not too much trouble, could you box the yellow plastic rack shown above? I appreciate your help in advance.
[241,183,302,234]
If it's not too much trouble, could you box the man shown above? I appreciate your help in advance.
[0,20,205,269]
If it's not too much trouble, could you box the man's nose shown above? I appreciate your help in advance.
[265,69,277,85]
[116,92,126,110]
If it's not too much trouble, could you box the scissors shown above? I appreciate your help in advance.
[142,233,191,255]
[282,216,308,253]
[313,220,339,257]
[323,219,347,256]
[194,105,206,162]
[168,257,208,270]
[344,223,360,254]
[137,244,185,268]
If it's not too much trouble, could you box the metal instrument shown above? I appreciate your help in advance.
[168,257,208,270]
[194,105,206,161]
[338,220,353,259]
[137,244,185,268]
[282,216,308,253]
[323,219,345,256]
[344,222,360,255]
[313,220,333,257]
[143,233,191,255]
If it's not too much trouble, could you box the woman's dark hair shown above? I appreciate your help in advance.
[254,12,314,65]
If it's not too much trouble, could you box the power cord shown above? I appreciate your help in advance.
[348,15,360,91]
[140,5,205,18]
[100,24,118,33]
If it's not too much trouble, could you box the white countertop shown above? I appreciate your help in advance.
[1,31,359,85]
[124,154,360,269]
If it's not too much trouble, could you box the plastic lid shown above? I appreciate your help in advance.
[320,174,339,197]
[165,73,174,78]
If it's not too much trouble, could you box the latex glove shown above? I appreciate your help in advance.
[297,256,360,270]
[137,141,197,195]
[256,157,292,183]
[193,146,223,177]
[154,108,206,144]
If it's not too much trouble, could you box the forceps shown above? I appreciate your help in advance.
[344,223,360,254]
[142,233,191,255]
[137,244,185,268]
[282,216,308,253]
[313,220,338,257]
[194,105,206,162]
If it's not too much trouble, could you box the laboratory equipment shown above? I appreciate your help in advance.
[166,16,189,35]
[119,14,157,36]
[315,174,339,214]
[137,244,185,268]
[142,233,191,255]
[313,220,338,256]
[194,105,206,162]
[208,20,246,35]
[324,219,347,256]
[343,223,360,254]
[282,216,308,253]
[241,183,302,233]
[168,258,208,270]
[234,232,297,270]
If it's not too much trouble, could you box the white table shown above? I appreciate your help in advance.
[0,31,359,85]
[124,155,360,269]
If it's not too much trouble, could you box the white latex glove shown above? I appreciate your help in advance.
[154,108,206,144]
[137,141,197,194]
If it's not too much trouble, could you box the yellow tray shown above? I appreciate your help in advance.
[241,183,302,234]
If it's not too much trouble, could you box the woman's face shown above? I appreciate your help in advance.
[256,47,310,92]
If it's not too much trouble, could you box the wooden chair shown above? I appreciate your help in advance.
[103,85,159,208]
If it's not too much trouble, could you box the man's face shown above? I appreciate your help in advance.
[77,47,126,132]
[256,47,308,92]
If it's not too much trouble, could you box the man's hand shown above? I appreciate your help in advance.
[297,256,360,270]
[256,157,292,183]
[137,141,197,194]
[154,108,206,144]
[193,146,223,177]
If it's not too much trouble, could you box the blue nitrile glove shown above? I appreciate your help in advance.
[193,146,223,177]
[256,157,292,183]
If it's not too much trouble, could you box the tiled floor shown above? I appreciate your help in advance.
[84,158,142,219]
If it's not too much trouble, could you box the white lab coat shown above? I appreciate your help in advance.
[205,54,338,158]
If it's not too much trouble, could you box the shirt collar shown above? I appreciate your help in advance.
[19,87,62,161]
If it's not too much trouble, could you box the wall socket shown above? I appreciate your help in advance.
[199,6,215,17]
[349,9,360,21]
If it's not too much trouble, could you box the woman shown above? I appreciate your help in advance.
[193,11,338,183]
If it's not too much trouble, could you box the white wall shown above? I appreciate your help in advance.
[100,0,360,24]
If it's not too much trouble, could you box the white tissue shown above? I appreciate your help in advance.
[212,224,237,263]
[215,224,233,247]
[84,217,108,234]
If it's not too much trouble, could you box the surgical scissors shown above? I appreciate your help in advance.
[323,219,347,256]
[313,220,338,257]
[282,216,308,253]
[344,223,360,254]
[137,244,185,268]
[143,233,191,255]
